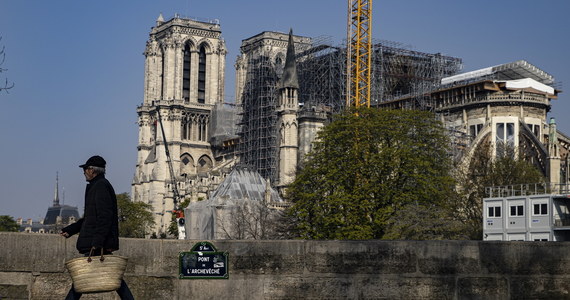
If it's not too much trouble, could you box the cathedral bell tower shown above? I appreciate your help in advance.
[276,30,299,190]
[132,14,227,236]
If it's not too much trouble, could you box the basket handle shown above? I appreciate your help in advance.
[87,247,105,263]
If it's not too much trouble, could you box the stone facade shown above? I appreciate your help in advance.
[132,15,231,235]
[297,105,328,162]
[132,18,326,236]
[380,60,570,189]
[435,79,569,189]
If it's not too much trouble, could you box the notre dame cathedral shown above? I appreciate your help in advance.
[132,14,330,234]
[132,14,569,236]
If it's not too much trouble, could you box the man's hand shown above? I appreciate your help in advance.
[60,231,70,238]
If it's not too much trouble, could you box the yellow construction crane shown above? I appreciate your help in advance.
[346,0,373,108]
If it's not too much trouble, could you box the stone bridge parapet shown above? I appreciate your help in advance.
[1,232,570,299]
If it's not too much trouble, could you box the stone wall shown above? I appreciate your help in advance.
[1,232,570,299]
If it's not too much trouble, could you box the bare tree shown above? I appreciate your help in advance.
[217,200,286,240]
[453,141,545,239]
[0,36,14,93]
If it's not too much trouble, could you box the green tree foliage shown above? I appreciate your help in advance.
[0,215,19,232]
[383,203,467,240]
[286,108,461,240]
[454,142,545,239]
[117,193,155,238]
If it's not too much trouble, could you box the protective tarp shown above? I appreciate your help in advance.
[501,78,555,95]
[184,165,282,239]
[209,166,282,203]
[185,200,215,240]
[441,67,493,85]
[209,103,239,147]
[442,60,555,86]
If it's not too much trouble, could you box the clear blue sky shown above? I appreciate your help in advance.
[1,0,569,220]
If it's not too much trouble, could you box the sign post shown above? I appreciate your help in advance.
[179,242,229,279]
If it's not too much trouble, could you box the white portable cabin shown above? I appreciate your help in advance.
[483,193,570,241]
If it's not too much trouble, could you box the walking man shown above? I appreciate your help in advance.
[61,155,134,299]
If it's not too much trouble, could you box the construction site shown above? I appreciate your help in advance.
[132,1,567,238]
[299,39,462,110]
[236,33,462,184]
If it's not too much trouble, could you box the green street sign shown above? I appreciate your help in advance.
[179,242,229,279]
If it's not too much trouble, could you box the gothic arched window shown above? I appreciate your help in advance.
[180,153,195,176]
[197,155,213,173]
[181,113,194,140]
[160,49,165,100]
[197,114,209,142]
[183,44,192,101]
[180,112,208,142]
[181,113,189,140]
[198,45,207,104]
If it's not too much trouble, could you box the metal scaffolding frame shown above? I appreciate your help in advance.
[374,41,462,108]
[297,36,347,114]
[238,54,280,183]
[295,38,462,112]
[237,35,463,183]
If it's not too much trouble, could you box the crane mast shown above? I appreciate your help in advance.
[156,108,186,240]
[346,0,373,108]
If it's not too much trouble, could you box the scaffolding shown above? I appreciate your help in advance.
[297,36,346,114]
[295,38,462,112]
[374,41,462,108]
[238,54,280,183]
[237,35,463,183]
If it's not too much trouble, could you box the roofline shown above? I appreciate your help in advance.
[442,60,555,86]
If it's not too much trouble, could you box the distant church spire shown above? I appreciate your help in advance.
[279,28,299,90]
[53,172,60,207]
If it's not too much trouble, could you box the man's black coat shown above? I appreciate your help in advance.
[62,174,119,253]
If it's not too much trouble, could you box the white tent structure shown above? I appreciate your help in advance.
[184,165,284,239]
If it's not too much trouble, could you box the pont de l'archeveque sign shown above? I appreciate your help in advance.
[179,242,229,279]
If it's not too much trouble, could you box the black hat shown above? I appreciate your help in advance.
[79,155,106,168]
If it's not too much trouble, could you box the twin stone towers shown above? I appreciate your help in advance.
[132,15,568,236]
[132,15,323,234]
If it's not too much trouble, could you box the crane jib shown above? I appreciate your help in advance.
[156,108,181,204]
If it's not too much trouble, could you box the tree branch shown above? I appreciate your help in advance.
[0,37,14,93]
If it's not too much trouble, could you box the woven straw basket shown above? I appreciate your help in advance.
[65,252,128,294]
